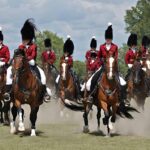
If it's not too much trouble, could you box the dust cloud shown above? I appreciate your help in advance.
[14,97,150,137]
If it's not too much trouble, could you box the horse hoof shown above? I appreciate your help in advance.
[18,122,25,132]
[83,126,90,133]
[30,129,36,136]
[105,134,111,138]
[10,122,16,134]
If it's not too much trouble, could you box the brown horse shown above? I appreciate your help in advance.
[59,56,83,110]
[127,58,147,110]
[0,66,10,125]
[10,50,44,136]
[95,54,137,136]
[42,62,59,98]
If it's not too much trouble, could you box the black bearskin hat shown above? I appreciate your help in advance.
[44,38,51,47]
[63,36,74,55]
[127,33,137,47]
[0,27,4,41]
[105,22,113,40]
[90,36,97,48]
[21,18,37,41]
[142,36,150,47]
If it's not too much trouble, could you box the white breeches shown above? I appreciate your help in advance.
[37,66,46,85]
[81,67,102,92]
[119,76,126,86]
[6,65,46,85]
[6,66,13,85]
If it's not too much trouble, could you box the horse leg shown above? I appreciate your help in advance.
[18,107,25,132]
[97,107,101,132]
[10,105,17,134]
[109,104,117,132]
[101,101,110,137]
[30,106,39,136]
[3,101,10,125]
[83,110,90,133]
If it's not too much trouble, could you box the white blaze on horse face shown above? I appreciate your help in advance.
[108,57,114,79]
[62,63,67,80]
[146,60,150,69]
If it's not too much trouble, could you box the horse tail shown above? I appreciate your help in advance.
[62,99,84,112]
[117,103,139,119]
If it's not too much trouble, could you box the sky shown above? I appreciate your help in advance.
[0,0,138,60]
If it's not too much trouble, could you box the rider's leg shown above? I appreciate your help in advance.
[37,66,52,102]
[115,74,127,104]
[4,66,13,101]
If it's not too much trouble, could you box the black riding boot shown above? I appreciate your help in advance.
[4,85,12,102]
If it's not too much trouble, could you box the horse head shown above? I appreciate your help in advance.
[132,60,143,84]
[105,53,117,80]
[60,56,69,81]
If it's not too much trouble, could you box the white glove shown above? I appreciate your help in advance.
[65,57,69,60]
[29,59,35,66]
[128,64,133,68]
[0,61,5,67]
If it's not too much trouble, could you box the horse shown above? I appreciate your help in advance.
[0,66,10,125]
[10,49,45,136]
[59,56,83,110]
[127,57,147,110]
[42,61,59,98]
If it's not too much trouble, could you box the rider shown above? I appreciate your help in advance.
[61,35,81,100]
[41,38,56,66]
[125,33,138,81]
[84,23,126,104]
[0,27,10,68]
[85,36,101,78]
[4,19,51,102]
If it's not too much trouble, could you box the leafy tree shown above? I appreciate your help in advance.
[36,30,64,67]
[125,0,150,41]
[36,30,86,79]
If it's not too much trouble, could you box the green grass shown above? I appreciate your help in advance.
[0,123,150,150]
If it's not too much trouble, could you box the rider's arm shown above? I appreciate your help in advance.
[0,46,10,63]
[28,45,37,61]
[48,51,56,65]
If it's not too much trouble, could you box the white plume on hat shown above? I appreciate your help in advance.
[92,36,96,39]
[108,22,112,26]
[0,26,2,31]
[67,35,71,39]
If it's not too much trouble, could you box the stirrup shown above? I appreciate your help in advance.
[4,93,11,102]
[44,94,51,103]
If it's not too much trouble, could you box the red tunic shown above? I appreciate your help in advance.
[0,44,10,63]
[42,50,56,65]
[125,49,137,64]
[85,50,101,71]
[19,43,37,61]
[98,43,118,64]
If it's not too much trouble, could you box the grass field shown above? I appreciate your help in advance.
[0,101,150,150]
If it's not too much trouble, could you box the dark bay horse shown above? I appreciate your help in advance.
[0,66,10,125]
[127,59,147,110]
[42,62,59,97]
[10,50,44,136]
